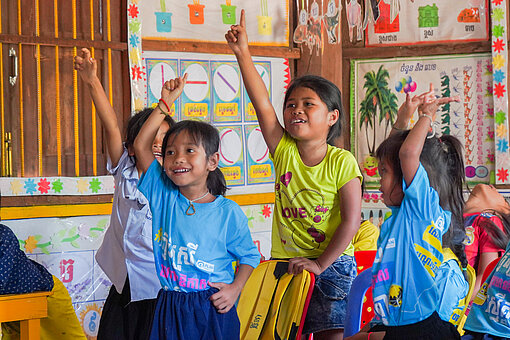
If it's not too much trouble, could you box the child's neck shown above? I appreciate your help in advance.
[179,186,214,203]
[296,139,329,167]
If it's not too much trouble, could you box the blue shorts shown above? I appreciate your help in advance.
[149,288,240,340]
[303,255,357,334]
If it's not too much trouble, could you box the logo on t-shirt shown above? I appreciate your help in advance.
[389,284,403,307]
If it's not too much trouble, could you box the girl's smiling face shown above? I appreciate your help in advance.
[283,86,338,142]
[163,130,218,193]
[379,158,403,207]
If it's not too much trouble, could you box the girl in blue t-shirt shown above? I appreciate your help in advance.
[74,48,174,340]
[227,10,362,338]
[351,90,466,340]
[134,75,260,340]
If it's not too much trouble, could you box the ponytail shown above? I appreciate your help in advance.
[208,167,227,196]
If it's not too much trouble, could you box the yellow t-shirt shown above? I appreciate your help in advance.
[353,220,380,251]
[270,133,362,258]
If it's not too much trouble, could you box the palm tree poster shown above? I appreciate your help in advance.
[350,54,495,188]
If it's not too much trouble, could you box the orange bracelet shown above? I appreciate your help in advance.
[159,99,171,114]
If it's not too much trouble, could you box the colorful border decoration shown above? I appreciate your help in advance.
[491,0,510,184]
[128,0,146,112]
[0,176,115,196]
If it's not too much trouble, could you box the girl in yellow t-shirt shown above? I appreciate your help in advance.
[227,10,362,339]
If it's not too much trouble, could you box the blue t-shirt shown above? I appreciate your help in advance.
[372,164,451,326]
[464,241,510,337]
[138,160,260,292]
[435,257,469,322]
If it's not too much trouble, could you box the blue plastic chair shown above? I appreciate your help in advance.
[344,267,373,337]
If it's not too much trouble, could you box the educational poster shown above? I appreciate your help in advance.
[146,58,179,118]
[351,54,495,188]
[244,61,271,122]
[144,51,288,194]
[180,60,211,121]
[245,124,275,185]
[141,0,289,46]
[212,61,242,123]
[218,125,245,186]
[365,0,489,46]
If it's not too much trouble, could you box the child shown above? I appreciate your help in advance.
[74,48,174,340]
[367,92,465,339]
[462,239,510,340]
[0,224,86,340]
[227,10,362,339]
[133,75,260,339]
[463,184,510,294]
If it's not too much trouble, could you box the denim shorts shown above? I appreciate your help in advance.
[302,255,357,334]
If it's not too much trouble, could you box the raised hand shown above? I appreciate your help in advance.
[418,93,460,122]
[160,74,188,107]
[225,9,248,55]
[394,83,435,129]
[73,48,97,84]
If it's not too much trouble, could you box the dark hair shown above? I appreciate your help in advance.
[376,131,469,273]
[284,75,344,146]
[125,107,175,152]
[162,120,227,196]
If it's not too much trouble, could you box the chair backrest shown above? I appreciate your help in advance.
[237,260,315,340]
[344,267,373,337]
[354,250,377,328]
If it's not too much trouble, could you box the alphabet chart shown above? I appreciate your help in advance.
[143,51,289,193]
[351,54,495,188]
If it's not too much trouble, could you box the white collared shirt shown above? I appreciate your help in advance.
[95,148,160,301]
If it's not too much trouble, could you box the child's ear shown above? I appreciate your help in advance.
[328,109,339,127]
[207,152,220,171]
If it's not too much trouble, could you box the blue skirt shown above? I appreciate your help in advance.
[149,288,240,340]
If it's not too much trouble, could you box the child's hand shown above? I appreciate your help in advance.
[394,83,435,129]
[287,257,323,275]
[73,48,97,84]
[208,282,242,314]
[225,9,249,55]
[161,74,188,107]
[418,94,460,122]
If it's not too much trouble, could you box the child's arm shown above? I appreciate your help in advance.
[399,92,459,186]
[134,75,187,173]
[209,264,254,313]
[288,178,362,275]
[74,48,124,167]
[225,10,283,154]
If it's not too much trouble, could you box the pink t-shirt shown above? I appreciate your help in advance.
[463,212,506,270]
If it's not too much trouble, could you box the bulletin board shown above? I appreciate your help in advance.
[365,0,489,46]
[140,0,289,46]
[143,51,290,195]
[350,53,495,188]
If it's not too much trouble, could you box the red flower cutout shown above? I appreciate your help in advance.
[497,168,509,182]
[495,83,506,98]
[131,65,143,81]
[493,39,505,53]
[38,178,50,194]
[262,204,272,218]
[128,4,139,18]
[493,0,503,5]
